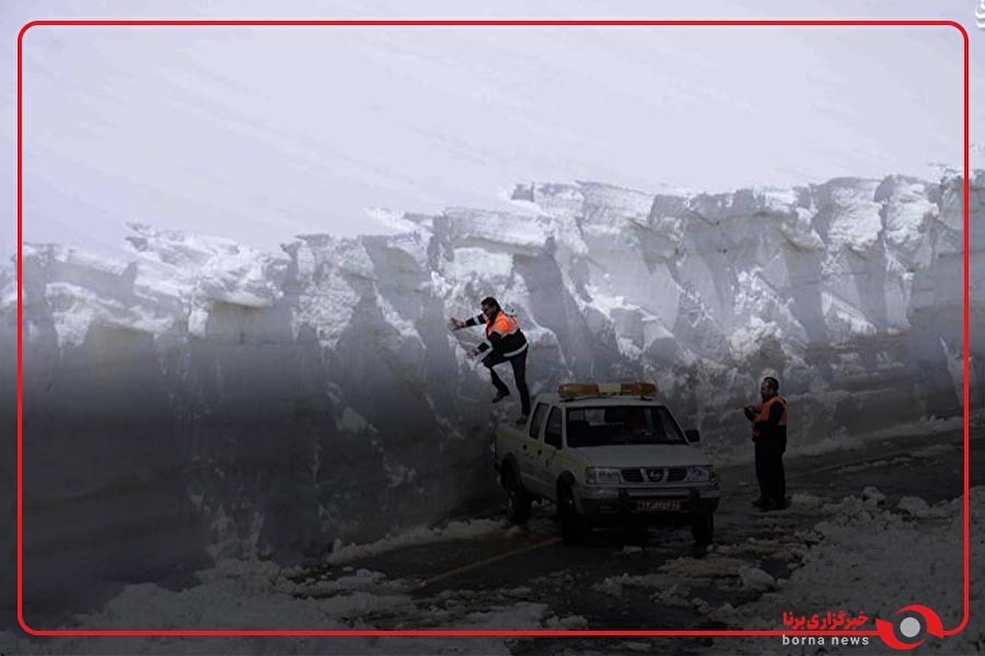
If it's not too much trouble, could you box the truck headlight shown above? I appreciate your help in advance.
[585,467,621,485]
[684,466,716,483]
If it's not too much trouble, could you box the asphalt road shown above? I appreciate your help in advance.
[291,426,981,653]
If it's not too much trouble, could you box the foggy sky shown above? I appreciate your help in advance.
[2,0,982,262]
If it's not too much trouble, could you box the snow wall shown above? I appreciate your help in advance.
[1,171,982,618]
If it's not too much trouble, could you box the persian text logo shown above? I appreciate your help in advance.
[782,605,944,650]
[977,0,985,28]
[779,611,872,649]
[782,610,870,631]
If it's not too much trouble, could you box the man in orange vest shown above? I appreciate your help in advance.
[450,297,531,424]
[743,376,788,511]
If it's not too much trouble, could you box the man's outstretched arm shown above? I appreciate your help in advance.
[450,314,486,331]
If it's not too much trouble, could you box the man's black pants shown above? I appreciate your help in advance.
[754,437,787,503]
[481,349,531,416]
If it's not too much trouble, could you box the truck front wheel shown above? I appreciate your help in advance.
[691,511,714,546]
[505,470,532,525]
[557,484,585,546]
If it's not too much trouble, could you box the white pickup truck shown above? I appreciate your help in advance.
[493,382,719,546]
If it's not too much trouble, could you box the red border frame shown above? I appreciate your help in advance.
[15,18,971,643]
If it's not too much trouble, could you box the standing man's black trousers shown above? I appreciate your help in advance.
[481,349,531,416]
[754,437,787,504]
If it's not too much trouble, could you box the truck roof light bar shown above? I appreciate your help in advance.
[557,382,658,401]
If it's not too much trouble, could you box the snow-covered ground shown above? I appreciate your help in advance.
[1,170,982,624]
[698,488,983,654]
[1,483,978,654]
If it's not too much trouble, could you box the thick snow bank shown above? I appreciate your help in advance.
[1,171,982,617]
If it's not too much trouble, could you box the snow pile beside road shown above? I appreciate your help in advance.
[3,171,982,619]
[0,558,517,655]
[706,487,983,654]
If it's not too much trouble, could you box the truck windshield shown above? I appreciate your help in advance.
[565,406,688,448]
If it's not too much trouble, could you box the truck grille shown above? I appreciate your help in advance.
[620,467,687,483]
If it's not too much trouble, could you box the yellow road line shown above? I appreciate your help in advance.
[415,536,561,591]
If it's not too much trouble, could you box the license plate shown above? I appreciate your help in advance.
[637,499,682,512]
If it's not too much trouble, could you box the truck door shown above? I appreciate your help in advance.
[530,406,563,498]
[519,402,550,491]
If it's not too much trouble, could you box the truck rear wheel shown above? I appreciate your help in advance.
[504,469,532,525]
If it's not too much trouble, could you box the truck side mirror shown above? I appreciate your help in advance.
[685,429,700,443]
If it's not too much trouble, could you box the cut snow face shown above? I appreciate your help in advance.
[2,172,982,619]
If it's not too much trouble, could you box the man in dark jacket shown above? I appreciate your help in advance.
[744,376,788,511]
[450,297,531,424]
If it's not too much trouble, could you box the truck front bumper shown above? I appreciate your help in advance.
[578,486,719,525]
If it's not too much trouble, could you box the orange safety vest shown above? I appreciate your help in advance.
[752,395,787,438]
[486,312,521,339]
[482,311,527,358]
